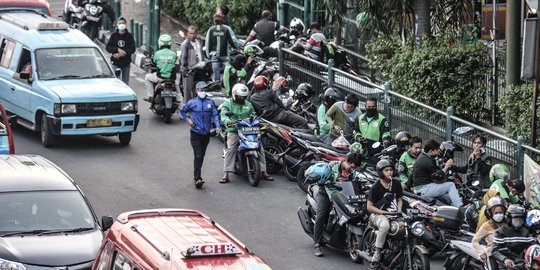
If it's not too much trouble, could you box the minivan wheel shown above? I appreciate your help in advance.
[40,114,55,148]
[119,132,132,145]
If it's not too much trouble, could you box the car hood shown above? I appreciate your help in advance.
[41,79,137,102]
[0,230,102,266]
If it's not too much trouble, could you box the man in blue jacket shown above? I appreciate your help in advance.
[179,81,221,188]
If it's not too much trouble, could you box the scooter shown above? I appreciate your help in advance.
[230,114,263,187]
[444,233,492,270]
[80,0,104,41]
[143,59,180,124]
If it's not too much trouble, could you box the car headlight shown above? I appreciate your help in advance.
[121,101,137,111]
[61,104,77,114]
[0,258,26,270]
[411,221,425,237]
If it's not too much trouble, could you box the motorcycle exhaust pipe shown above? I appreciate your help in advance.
[297,207,314,237]
[358,251,372,263]
[264,150,281,164]
[283,154,300,167]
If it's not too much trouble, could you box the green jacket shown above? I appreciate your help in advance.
[398,150,417,184]
[153,48,177,79]
[317,104,331,136]
[490,179,519,204]
[223,64,247,97]
[220,98,255,133]
[356,112,390,142]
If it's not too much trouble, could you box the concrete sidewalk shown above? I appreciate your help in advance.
[98,0,193,69]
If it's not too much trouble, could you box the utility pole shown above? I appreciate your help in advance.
[531,11,540,147]
[506,0,521,86]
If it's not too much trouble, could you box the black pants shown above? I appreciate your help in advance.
[190,131,210,179]
[313,189,331,244]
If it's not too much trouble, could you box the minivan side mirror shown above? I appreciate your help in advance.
[8,115,17,127]
[101,215,114,231]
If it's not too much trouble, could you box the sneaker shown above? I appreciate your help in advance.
[371,249,381,262]
[314,246,323,257]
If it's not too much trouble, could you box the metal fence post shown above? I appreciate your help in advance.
[446,106,454,141]
[113,0,121,20]
[129,19,134,35]
[384,82,392,128]
[146,0,153,53]
[278,42,284,76]
[138,23,144,49]
[328,59,334,88]
[304,0,309,30]
[278,0,285,27]
[134,22,140,47]
[517,135,524,180]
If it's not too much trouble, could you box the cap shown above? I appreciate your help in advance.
[195,81,207,90]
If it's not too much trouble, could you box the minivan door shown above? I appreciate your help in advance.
[0,40,32,121]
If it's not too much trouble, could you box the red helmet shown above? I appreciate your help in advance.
[526,244,540,268]
[272,76,289,92]
[253,75,269,90]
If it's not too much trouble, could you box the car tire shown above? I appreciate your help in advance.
[40,114,55,148]
[119,132,132,145]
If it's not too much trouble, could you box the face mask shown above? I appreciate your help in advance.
[117,24,126,31]
[366,108,377,117]
[511,218,524,228]
[492,213,504,223]
[197,92,207,99]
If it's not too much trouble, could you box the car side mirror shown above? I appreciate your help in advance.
[19,72,30,80]
[114,68,121,78]
[101,215,114,231]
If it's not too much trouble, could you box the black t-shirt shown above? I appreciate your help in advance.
[369,179,403,212]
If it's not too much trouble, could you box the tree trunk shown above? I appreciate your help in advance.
[414,0,431,42]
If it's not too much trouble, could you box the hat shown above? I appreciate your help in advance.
[310,22,321,30]
[195,81,207,90]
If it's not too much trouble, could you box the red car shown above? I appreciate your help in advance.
[92,209,272,270]
[0,102,14,154]
[0,0,52,15]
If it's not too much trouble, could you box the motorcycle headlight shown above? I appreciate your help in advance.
[121,101,137,111]
[411,221,425,237]
[61,104,77,114]
[0,257,26,270]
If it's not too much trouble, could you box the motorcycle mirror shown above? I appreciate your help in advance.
[178,30,185,38]
[471,180,480,187]
[453,126,474,135]
[372,142,381,149]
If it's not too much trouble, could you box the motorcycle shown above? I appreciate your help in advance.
[143,59,180,123]
[80,0,104,41]
[228,114,264,187]
[63,0,85,29]
[297,175,371,261]
[444,232,492,270]
[359,209,431,270]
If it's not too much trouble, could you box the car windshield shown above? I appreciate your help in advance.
[0,191,96,234]
[35,47,113,80]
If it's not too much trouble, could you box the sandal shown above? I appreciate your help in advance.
[262,174,274,181]
[219,177,230,184]
[195,178,204,188]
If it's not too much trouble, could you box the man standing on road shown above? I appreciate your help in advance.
[180,26,204,104]
[179,81,221,188]
[205,13,239,82]
[106,17,135,85]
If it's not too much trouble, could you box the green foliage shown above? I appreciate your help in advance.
[161,0,274,36]
[498,83,539,145]
[366,33,490,121]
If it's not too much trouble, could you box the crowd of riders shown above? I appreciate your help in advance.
[138,6,540,269]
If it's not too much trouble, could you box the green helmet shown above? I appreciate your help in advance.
[244,45,263,58]
[489,164,510,183]
[158,34,172,48]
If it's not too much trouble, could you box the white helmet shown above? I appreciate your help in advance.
[232,83,249,101]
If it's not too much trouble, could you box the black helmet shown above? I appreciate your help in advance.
[231,55,247,70]
[506,204,526,226]
[294,83,314,101]
[376,159,393,179]
[394,131,411,149]
[323,87,344,107]
[507,178,526,194]
[439,141,463,160]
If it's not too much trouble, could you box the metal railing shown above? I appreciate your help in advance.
[279,46,540,179]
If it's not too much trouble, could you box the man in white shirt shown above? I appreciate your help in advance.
[180,26,205,103]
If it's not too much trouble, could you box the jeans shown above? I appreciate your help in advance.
[223,132,266,172]
[369,214,391,249]
[190,131,210,179]
[313,190,331,245]
[211,56,228,82]
[416,182,463,207]
[112,64,130,85]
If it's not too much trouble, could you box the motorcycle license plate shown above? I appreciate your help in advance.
[349,194,368,203]
[87,118,112,127]
[241,127,260,135]
[161,90,175,97]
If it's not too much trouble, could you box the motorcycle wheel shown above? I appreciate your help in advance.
[296,162,312,193]
[363,229,379,270]
[163,108,172,124]
[246,155,261,187]
[283,149,303,181]
[404,248,430,270]
[444,253,468,270]
[348,231,363,264]
[263,143,283,174]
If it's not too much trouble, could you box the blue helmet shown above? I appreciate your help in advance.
[304,163,333,186]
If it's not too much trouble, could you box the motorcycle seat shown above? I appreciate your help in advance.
[295,132,320,142]
[309,141,350,154]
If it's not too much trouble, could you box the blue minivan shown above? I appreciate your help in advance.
[0,11,139,147]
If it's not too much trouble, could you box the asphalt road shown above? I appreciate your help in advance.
[13,1,447,269]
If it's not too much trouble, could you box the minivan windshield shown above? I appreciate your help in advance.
[35,47,113,80]
[0,190,96,235]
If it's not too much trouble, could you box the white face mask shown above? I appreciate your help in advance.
[492,213,504,223]
[117,24,126,31]
[512,218,524,228]
[197,92,207,99]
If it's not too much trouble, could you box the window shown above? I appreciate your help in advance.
[17,48,31,73]
[112,251,132,270]
[0,39,16,69]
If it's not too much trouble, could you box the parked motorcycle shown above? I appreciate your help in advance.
[63,0,85,28]
[444,232,491,270]
[80,0,104,41]
[359,209,431,270]
[297,175,371,260]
